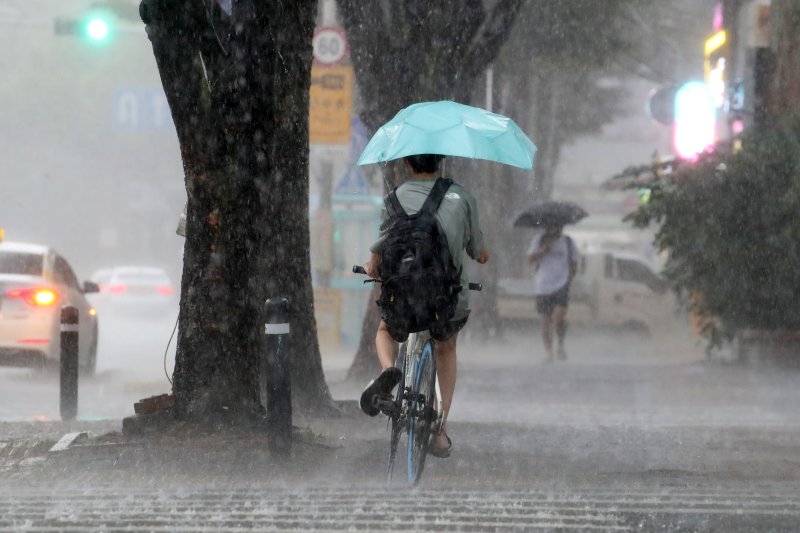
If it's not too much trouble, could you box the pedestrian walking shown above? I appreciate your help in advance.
[527,225,581,362]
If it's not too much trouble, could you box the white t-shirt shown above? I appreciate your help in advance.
[527,234,581,296]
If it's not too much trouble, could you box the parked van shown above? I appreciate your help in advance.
[497,250,688,338]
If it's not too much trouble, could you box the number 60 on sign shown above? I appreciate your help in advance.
[312,27,349,66]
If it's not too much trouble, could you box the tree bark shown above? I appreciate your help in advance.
[141,0,332,426]
[768,0,800,116]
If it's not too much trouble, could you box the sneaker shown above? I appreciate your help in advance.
[359,367,403,416]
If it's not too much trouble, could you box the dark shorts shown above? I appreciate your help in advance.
[535,285,570,315]
[429,314,469,342]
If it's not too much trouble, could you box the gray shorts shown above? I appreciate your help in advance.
[535,285,569,315]
[429,313,469,342]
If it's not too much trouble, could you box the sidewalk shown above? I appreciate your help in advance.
[3,330,800,485]
[4,334,800,531]
[0,341,365,479]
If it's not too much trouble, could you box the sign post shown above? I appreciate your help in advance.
[309,27,352,144]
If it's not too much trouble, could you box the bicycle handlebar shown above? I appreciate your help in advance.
[352,265,481,291]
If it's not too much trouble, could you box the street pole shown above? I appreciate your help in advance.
[60,305,80,421]
[262,298,292,457]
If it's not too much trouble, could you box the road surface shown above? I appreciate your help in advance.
[2,327,800,531]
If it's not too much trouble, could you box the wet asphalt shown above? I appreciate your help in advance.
[2,325,800,531]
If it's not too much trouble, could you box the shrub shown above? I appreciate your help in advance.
[628,118,800,346]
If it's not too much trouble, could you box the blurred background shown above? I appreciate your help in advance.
[1,0,760,418]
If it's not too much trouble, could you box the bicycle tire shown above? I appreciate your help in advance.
[386,385,403,483]
[407,339,436,485]
[386,342,408,484]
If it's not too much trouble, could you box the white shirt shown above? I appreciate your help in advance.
[527,234,580,296]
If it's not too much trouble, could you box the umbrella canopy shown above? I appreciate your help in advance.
[356,101,537,170]
[513,201,588,228]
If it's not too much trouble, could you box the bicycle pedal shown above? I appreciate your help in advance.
[372,393,399,417]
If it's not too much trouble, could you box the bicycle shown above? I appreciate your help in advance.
[353,265,480,485]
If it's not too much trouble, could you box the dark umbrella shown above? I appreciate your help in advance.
[513,201,588,228]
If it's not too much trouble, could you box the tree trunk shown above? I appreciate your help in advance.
[768,0,800,116]
[530,71,563,202]
[141,0,332,426]
[345,284,382,381]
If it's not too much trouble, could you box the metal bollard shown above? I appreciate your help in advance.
[60,305,79,421]
[263,297,292,457]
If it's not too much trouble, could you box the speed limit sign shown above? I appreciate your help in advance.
[312,27,349,66]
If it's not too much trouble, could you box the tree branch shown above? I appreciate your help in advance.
[460,0,523,91]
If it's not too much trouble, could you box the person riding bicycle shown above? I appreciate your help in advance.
[360,153,489,458]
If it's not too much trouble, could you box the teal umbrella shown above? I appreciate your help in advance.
[356,100,537,170]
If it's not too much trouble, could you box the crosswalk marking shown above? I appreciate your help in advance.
[2,485,800,531]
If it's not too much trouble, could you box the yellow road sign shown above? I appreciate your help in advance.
[310,65,353,144]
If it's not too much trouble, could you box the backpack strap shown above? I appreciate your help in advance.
[385,189,406,219]
[419,177,454,216]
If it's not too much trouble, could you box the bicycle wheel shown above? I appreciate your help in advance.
[386,385,403,483]
[407,339,436,485]
[386,342,409,484]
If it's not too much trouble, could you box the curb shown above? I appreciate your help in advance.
[0,438,57,471]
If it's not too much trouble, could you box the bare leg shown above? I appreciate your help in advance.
[432,333,457,449]
[375,320,398,369]
[359,321,402,417]
[541,313,554,361]
[553,306,567,358]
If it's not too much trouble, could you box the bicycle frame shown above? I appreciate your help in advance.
[385,329,444,485]
[403,332,444,423]
[350,264,479,485]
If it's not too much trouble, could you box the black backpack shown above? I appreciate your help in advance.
[377,178,463,342]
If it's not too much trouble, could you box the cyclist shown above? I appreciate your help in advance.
[360,154,489,458]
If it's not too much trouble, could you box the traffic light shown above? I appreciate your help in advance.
[673,81,716,160]
[54,11,114,45]
[85,15,111,42]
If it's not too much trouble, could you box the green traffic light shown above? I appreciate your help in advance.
[84,16,110,42]
[87,18,109,40]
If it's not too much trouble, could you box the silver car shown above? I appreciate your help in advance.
[0,241,99,374]
[100,266,177,317]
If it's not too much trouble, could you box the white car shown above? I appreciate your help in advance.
[101,266,177,317]
[0,241,99,374]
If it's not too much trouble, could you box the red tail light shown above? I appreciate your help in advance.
[5,288,59,306]
[107,284,128,294]
[155,285,174,296]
